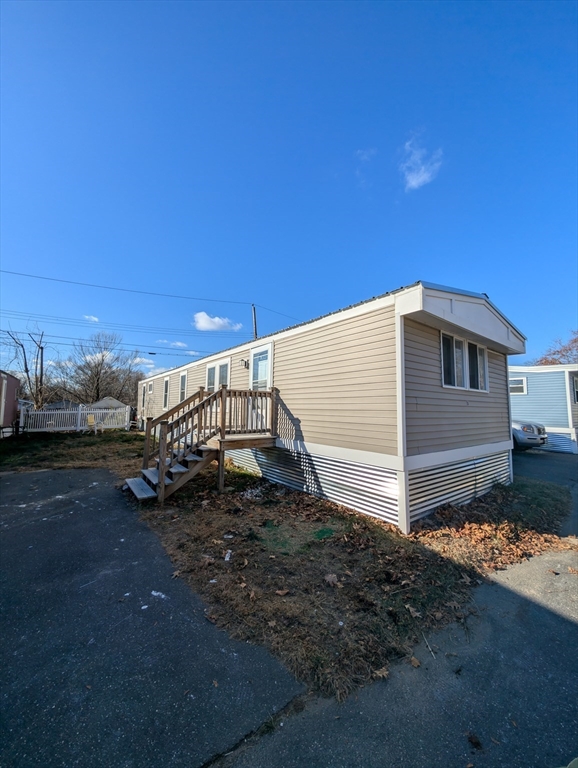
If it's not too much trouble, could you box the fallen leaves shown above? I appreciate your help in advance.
[373,667,389,679]
[137,461,574,704]
[405,604,422,619]
[568,566,578,575]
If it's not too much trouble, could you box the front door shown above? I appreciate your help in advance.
[250,344,272,391]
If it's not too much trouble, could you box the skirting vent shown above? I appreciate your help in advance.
[408,451,511,523]
[228,447,399,525]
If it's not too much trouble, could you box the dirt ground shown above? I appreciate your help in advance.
[138,461,575,700]
[1,432,574,700]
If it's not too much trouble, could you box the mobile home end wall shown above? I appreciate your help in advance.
[404,319,510,455]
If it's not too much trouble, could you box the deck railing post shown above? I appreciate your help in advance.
[220,384,227,439]
[270,387,279,436]
[142,417,153,469]
[158,420,168,503]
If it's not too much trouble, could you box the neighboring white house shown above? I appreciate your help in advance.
[138,281,526,532]
[509,364,578,453]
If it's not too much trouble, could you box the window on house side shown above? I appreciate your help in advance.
[218,363,229,387]
[207,367,215,393]
[509,377,527,395]
[142,386,146,408]
[573,377,578,404]
[148,383,153,393]
[442,334,455,387]
[163,379,169,409]
[179,374,187,402]
[441,333,488,391]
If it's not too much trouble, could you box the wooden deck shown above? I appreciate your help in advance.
[127,386,279,502]
[206,434,277,451]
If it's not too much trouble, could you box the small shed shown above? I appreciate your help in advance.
[0,370,20,436]
[509,364,578,453]
[90,396,129,410]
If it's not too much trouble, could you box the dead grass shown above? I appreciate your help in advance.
[410,478,574,571]
[138,461,574,700]
[2,433,573,700]
[0,431,144,480]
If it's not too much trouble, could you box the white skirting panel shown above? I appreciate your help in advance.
[408,451,511,523]
[227,447,399,525]
[539,430,578,454]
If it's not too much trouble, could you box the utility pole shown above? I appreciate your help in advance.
[252,304,258,340]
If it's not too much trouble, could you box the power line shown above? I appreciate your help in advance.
[0,309,254,339]
[0,269,301,321]
[0,329,207,356]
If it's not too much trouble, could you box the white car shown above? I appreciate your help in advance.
[512,420,548,451]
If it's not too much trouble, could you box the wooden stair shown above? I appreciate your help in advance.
[126,385,278,503]
[126,445,218,502]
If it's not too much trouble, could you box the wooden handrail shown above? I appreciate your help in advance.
[143,388,279,481]
[148,387,205,429]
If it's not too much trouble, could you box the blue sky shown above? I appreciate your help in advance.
[1,0,576,376]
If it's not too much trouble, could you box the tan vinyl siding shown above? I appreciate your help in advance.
[185,366,205,399]
[273,305,397,454]
[404,318,510,455]
[142,379,163,418]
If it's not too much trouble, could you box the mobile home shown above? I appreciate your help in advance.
[509,364,578,453]
[133,281,525,532]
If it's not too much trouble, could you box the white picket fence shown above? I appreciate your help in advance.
[21,406,131,433]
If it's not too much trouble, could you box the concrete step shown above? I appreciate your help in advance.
[125,477,157,500]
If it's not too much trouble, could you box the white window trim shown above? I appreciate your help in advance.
[163,377,170,409]
[148,382,153,393]
[509,376,527,395]
[440,332,489,393]
[206,357,231,391]
[249,342,273,390]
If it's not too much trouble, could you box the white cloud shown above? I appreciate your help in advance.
[170,341,187,348]
[84,351,111,363]
[193,311,242,332]
[147,366,169,376]
[133,356,156,367]
[184,350,200,356]
[156,339,169,344]
[399,137,443,191]
[83,315,99,323]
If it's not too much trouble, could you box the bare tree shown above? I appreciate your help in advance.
[5,331,51,409]
[53,332,141,405]
[533,330,578,365]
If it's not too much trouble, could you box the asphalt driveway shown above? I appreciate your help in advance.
[224,450,578,768]
[1,455,577,768]
[0,469,302,768]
